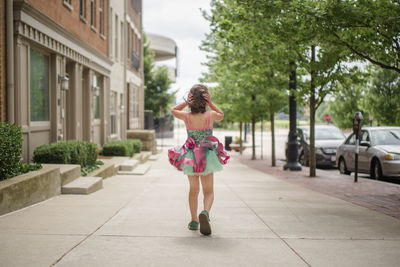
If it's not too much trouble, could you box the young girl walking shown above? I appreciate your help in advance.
[168,84,229,236]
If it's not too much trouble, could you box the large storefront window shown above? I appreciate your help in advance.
[110,91,117,134]
[92,75,100,119]
[30,48,49,122]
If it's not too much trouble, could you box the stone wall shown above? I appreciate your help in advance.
[127,129,157,154]
[0,166,60,216]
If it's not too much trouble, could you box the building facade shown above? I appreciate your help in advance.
[125,0,144,130]
[3,0,144,163]
[0,0,6,122]
[108,0,144,141]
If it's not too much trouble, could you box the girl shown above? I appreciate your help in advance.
[168,84,229,236]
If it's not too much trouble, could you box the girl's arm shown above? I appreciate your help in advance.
[170,101,188,121]
[205,94,224,121]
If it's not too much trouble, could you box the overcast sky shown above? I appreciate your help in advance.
[143,0,212,101]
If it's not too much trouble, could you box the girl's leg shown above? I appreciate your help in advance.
[187,175,200,221]
[200,173,214,212]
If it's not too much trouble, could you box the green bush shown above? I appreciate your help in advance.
[33,141,98,167]
[102,140,134,157]
[130,139,142,153]
[0,122,23,180]
[102,139,142,157]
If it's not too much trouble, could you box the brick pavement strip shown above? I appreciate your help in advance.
[236,151,400,220]
[0,152,399,266]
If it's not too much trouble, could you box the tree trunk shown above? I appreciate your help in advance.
[251,94,256,160]
[270,112,276,166]
[239,122,243,155]
[310,45,316,177]
[251,115,256,160]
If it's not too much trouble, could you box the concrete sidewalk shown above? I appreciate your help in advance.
[0,153,399,267]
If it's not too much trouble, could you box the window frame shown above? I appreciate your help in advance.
[90,0,96,30]
[29,47,51,124]
[80,0,87,22]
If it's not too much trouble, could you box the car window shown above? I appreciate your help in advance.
[360,131,370,142]
[315,128,345,140]
[371,129,400,145]
[345,133,355,145]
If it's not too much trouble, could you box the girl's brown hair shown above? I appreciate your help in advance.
[186,84,209,114]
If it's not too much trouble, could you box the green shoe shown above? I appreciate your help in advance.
[199,210,211,236]
[188,221,199,230]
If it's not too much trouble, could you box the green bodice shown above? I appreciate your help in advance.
[187,129,213,145]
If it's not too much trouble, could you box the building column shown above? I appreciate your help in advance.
[100,75,110,145]
[82,68,93,142]
[66,62,83,140]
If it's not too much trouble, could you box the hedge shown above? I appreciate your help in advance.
[33,141,98,167]
[0,122,23,180]
[102,139,142,157]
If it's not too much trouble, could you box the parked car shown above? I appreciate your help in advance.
[336,127,400,179]
[286,125,346,167]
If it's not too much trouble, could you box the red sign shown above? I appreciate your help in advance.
[324,114,331,123]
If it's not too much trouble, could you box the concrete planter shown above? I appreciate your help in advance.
[0,166,60,216]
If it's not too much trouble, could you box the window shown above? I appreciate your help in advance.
[92,75,100,119]
[129,85,139,128]
[30,49,50,122]
[132,49,139,70]
[345,134,355,145]
[360,131,370,142]
[90,0,96,27]
[99,0,104,34]
[132,0,139,12]
[63,0,73,10]
[114,15,118,59]
[80,0,86,18]
[110,91,117,134]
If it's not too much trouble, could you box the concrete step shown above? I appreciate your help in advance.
[119,159,139,171]
[140,151,152,163]
[118,163,151,176]
[61,177,103,194]
[42,164,81,186]
[149,155,159,161]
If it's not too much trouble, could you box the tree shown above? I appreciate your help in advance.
[320,0,400,73]
[201,0,288,162]
[242,0,356,176]
[143,34,175,119]
[327,75,369,129]
[366,67,400,125]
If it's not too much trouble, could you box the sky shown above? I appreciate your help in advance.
[143,0,212,101]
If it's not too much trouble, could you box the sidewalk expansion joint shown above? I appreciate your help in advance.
[220,177,312,267]
[50,175,159,266]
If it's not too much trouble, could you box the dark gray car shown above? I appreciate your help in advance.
[336,127,400,179]
[293,125,346,167]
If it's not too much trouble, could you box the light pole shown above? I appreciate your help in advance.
[284,62,302,171]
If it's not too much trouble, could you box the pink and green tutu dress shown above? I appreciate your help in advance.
[168,111,230,175]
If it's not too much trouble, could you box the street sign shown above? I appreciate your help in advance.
[324,114,331,123]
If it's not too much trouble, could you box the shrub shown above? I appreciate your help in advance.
[130,139,142,153]
[102,140,134,157]
[33,141,98,167]
[102,139,142,157]
[0,122,23,180]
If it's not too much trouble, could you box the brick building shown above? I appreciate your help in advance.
[3,0,144,163]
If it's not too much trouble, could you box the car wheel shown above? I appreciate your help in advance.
[371,159,383,180]
[299,151,307,166]
[338,157,350,175]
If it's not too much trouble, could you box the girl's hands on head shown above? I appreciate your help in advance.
[204,93,211,106]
